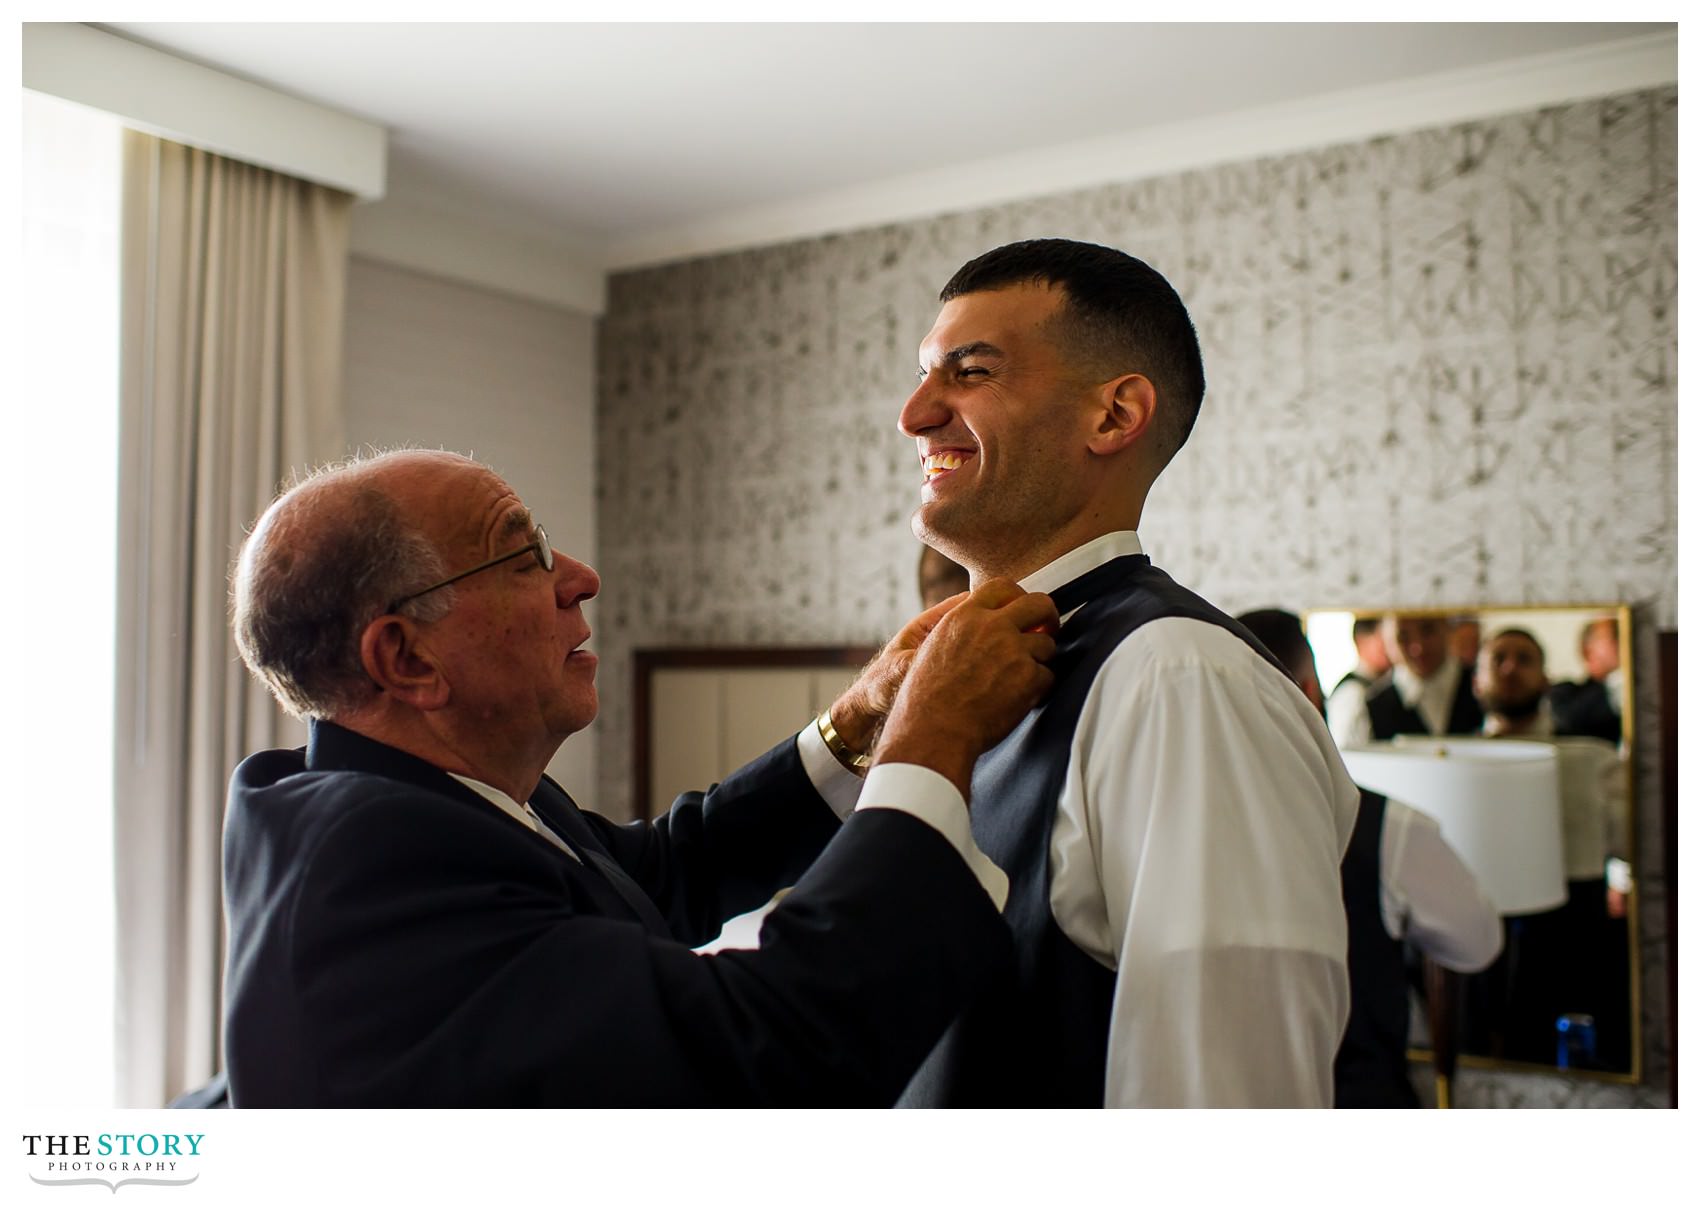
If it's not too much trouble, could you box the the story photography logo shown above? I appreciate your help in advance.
[21,1131,203,1193]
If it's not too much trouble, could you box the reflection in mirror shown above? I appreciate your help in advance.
[1304,604,1638,1082]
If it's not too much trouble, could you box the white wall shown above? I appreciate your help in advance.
[341,255,600,802]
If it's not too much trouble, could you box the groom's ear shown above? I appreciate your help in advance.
[1085,373,1157,458]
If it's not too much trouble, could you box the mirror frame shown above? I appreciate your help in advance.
[631,645,878,822]
[1303,601,1640,1085]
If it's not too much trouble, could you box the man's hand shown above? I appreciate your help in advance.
[874,579,1059,799]
[825,591,970,756]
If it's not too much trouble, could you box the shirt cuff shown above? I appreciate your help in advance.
[795,721,862,822]
[855,763,1009,910]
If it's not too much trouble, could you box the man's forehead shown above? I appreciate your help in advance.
[380,454,527,551]
[1493,635,1541,657]
[921,283,1066,356]
[459,491,532,552]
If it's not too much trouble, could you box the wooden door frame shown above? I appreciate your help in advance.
[632,646,877,820]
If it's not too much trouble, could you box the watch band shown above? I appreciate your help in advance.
[815,707,870,775]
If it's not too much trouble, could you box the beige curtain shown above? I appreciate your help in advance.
[115,131,351,1106]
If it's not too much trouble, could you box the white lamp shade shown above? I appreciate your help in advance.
[1341,739,1567,915]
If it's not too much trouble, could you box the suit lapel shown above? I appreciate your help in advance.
[529,778,674,938]
[306,721,674,937]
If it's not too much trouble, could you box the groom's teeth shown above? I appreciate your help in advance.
[924,452,966,478]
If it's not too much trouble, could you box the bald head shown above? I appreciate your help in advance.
[233,450,478,719]
[1581,616,1620,680]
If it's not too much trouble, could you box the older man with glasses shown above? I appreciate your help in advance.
[221,448,1057,1107]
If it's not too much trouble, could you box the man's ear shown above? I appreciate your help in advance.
[1086,373,1157,457]
[360,617,451,711]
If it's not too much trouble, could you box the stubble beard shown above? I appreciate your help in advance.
[911,499,972,569]
[910,489,1017,582]
[912,485,1059,585]
[1481,687,1543,721]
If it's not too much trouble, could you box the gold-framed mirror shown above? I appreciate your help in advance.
[1303,603,1639,1083]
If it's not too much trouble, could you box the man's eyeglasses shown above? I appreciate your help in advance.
[388,525,553,613]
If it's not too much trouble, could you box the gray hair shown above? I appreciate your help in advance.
[232,455,456,719]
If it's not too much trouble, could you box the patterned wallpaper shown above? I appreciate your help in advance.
[595,87,1676,1106]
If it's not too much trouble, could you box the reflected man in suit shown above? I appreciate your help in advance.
[1549,616,1624,743]
[1334,613,1483,745]
[1326,614,1390,750]
[1471,626,1632,1068]
[221,449,1059,1106]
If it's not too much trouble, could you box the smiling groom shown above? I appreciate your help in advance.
[894,239,1361,1107]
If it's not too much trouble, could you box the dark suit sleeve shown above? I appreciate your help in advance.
[285,791,1010,1107]
[566,737,840,946]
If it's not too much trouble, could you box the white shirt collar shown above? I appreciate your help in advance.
[1390,655,1459,702]
[1016,530,1145,599]
[1390,656,1462,736]
[448,771,533,830]
[449,771,581,861]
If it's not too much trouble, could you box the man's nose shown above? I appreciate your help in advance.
[899,375,949,436]
[553,552,600,606]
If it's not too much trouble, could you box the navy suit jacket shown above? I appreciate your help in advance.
[1549,677,1622,744]
[222,720,1010,1107]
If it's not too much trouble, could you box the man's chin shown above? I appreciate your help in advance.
[910,503,936,542]
[912,503,971,554]
[1484,697,1542,721]
[556,693,598,738]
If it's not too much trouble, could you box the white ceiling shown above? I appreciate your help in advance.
[99,21,1671,270]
